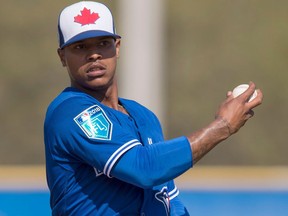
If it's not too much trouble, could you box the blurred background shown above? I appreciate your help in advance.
[0,0,288,215]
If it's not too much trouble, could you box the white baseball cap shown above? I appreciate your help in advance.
[58,1,121,49]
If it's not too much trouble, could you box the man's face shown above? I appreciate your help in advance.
[58,36,120,92]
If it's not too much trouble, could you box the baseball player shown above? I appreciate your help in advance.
[44,1,263,215]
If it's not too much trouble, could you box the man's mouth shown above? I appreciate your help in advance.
[86,63,106,77]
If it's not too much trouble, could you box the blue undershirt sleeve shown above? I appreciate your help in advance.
[111,136,193,188]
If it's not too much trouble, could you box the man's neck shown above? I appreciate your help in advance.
[79,81,120,110]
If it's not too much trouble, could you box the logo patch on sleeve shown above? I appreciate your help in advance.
[74,105,113,140]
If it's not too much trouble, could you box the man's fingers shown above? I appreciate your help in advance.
[245,109,254,120]
[247,89,263,108]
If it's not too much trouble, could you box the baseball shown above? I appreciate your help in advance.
[232,84,257,102]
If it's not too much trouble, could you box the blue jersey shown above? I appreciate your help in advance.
[44,87,192,215]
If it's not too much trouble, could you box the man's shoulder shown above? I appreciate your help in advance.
[48,88,95,109]
[45,88,99,121]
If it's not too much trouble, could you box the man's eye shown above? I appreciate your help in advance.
[75,44,86,49]
[98,40,111,47]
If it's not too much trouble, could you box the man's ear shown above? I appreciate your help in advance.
[57,48,66,67]
[115,39,121,58]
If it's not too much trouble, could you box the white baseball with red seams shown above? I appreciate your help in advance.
[232,84,257,102]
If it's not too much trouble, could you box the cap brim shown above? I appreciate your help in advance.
[60,30,121,49]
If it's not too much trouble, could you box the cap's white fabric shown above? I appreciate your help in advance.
[58,1,120,48]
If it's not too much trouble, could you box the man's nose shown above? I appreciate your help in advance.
[87,50,102,61]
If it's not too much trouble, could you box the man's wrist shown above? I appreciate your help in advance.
[214,115,232,137]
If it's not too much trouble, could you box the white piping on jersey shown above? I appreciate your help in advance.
[104,139,141,177]
[168,186,179,200]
